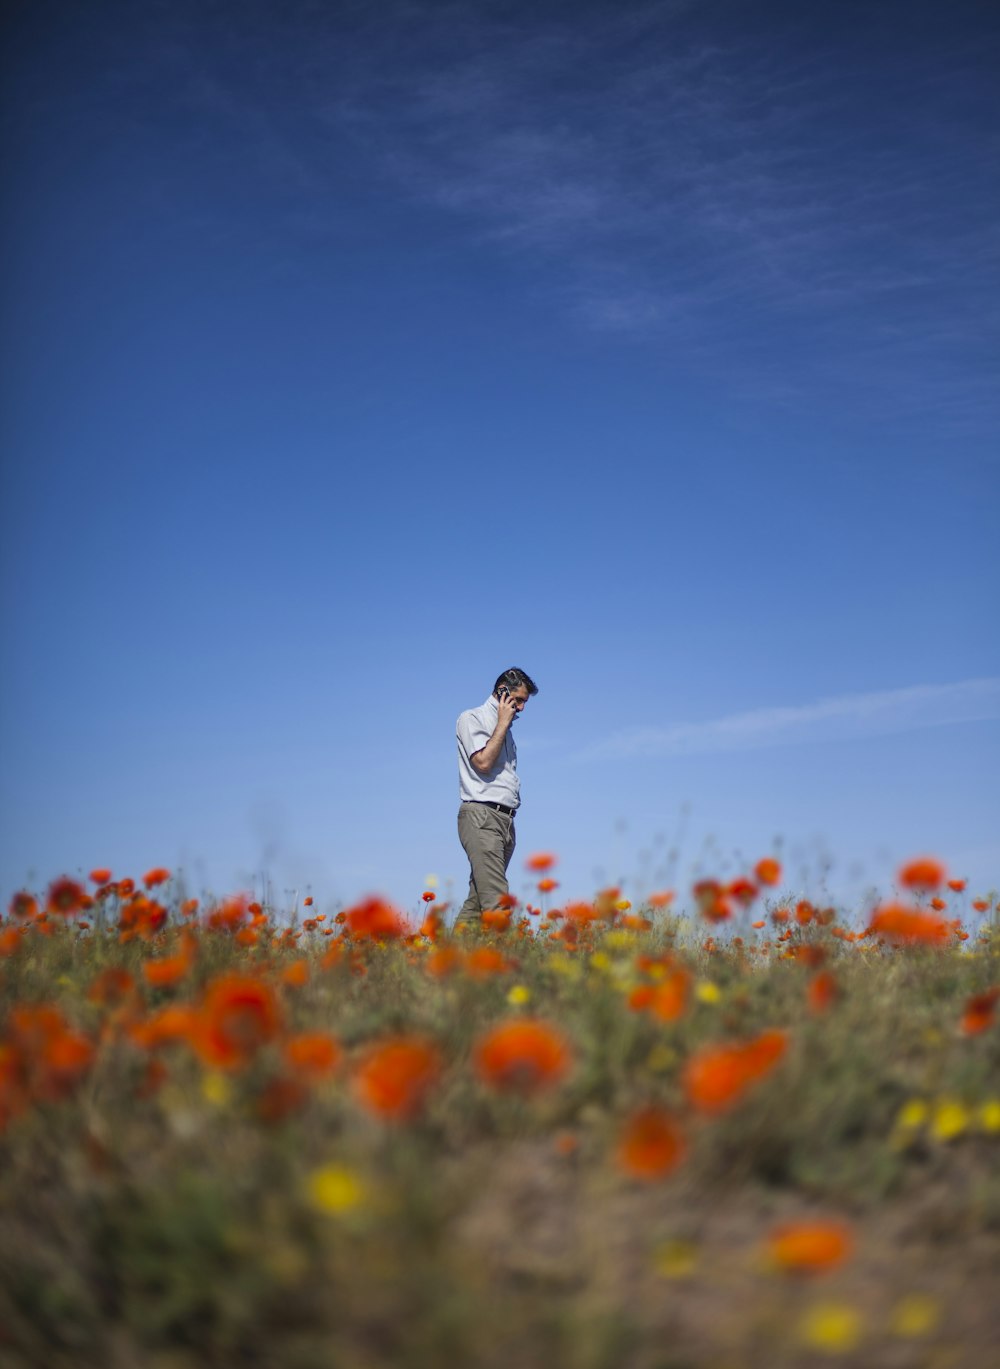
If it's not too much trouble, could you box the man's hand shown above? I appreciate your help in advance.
[496,690,518,731]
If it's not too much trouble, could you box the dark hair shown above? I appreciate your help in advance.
[493,667,538,697]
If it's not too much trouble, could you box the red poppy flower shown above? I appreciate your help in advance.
[142,867,171,889]
[525,853,557,872]
[284,1032,342,1079]
[353,1036,441,1122]
[755,858,782,887]
[807,971,838,1015]
[45,878,87,917]
[867,903,949,946]
[683,1030,788,1115]
[961,987,999,1036]
[616,1106,687,1181]
[473,1019,571,1096]
[192,974,282,1069]
[767,1221,854,1274]
[8,891,37,920]
[344,897,407,941]
[898,857,945,891]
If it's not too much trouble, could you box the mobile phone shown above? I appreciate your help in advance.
[497,685,511,702]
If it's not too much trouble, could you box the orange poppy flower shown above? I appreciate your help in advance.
[117,879,135,897]
[947,879,966,893]
[627,985,655,1012]
[89,868,112,885]
[45,877,87,917]
[727,878,758,907]
[526,853,557,872]
[482,907,512,932]
[751,920,765,930]
[807,971,839,1015]
[302,896,314,907]
[192,974,282,1069]
[473,1018,571,1096]
[142,867,171,889]
[929,897,947,911]
[795,901,814,926]
[972,898,989,913]
[616,1105,687,1181]
[647,890,675,909]
[8,891,37,920]
[0,927,22,957]
[792,945,826,968]
[142,929,197,990]
[87,967,136,1005]
[284,1032,342,1079]
[418,909,442,940]
[128,1004,200,1052]
[353,1036,441,1122]
[344,897,407,941]
[425,946,462,978]
[755,858,782,887]
[683,1030,788,1115]
[898,857,945,891]
[960,987,999,1036]
[280,959,310,988]
[40,1031,96,1098]
[650,968,691,1023]
[867,903,949,946]
[537,878,559,894]
[464,947,512,978]
[767,1221,854,1274]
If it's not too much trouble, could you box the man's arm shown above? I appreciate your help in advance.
[470,694,518,773]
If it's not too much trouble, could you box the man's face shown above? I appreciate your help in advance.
[501,684,531,718]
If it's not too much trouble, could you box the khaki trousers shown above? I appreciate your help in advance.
[456,802,516,924]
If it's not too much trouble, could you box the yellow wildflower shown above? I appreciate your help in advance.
[978,1100,1000,1133]
[695,980,721,1004]
[930,1098,970,1142]
[307,1164,368,1215]
[653,1240,698,1278]
[800,1302,863,1354]
[201,1073,232,1107]
[896,1099,929,1131]
[890,1294,941,1338]
[549,954,581,980]
[507,985,530,1007]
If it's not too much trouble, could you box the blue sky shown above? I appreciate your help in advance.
[2,0,998,920]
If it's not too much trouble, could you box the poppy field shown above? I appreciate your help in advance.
[2,856,999,1369]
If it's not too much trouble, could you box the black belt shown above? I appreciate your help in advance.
[470,800,517,816]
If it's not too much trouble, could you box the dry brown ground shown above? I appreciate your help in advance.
[451,1137,1000,1369]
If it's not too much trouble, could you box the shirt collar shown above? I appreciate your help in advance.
[483,694,498,716]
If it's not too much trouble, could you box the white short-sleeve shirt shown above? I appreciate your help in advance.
[456,696,520,809]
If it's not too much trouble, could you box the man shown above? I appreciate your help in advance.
[455,668,539,926]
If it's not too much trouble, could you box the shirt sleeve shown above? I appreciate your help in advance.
[457,710,492,759]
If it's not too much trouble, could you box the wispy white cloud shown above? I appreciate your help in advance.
[580,678,1000,761]
[151,0,999,429]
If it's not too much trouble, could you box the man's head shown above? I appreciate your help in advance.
[493,667,538,718]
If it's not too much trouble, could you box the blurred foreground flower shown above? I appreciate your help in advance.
[474,1019,571,1097]
[616,1106,687,1181]
[353,1036,441,1122]
[683,1030,788,1115]
[767,1221,854,1274]
[799,1302,863,1354]
[307,1164,369,1215]
[867,904,949,946]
